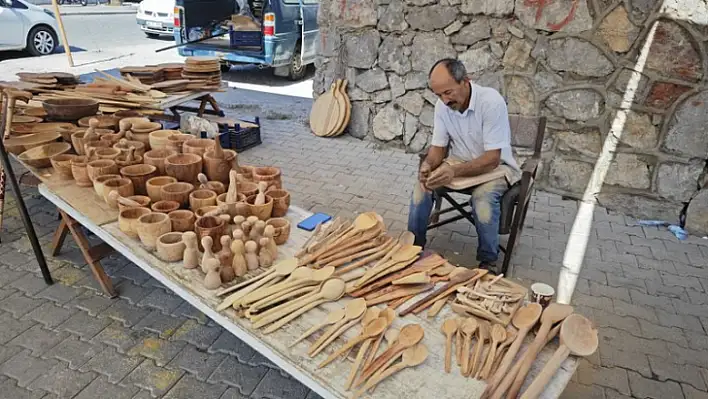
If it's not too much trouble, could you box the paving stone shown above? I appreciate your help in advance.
[171,302,209,325]
[64,290,115,317]
[589,281,631,302]
[58,309,112,340]
[686,332,708,351]
[648,355,707,391]
[0,292,47,318]
[606,274,648,293]
[559,381,607,399]
[0,311,35,344]
[138,289,185,315]
[247,352,279,370]
[79,347,142,383]
[10,273,51,295]
[655,309,705,333]
[100,299,152,327]
[123,359,184,398]
[639,319,689,346]
[43,335,103,370]
[0,344,23,365]
[22,301,77,328]
[682,384,708,399]
[132,310,184,338]
[131,389,154,399]
[73,376,140,399]
[0,349,59,387]
[688,290,708,305]
[0,286,18,302]
[7,324,68,356]
[628,370,684,398]
[128,336,187,367]
[612,299,659,322]
[115,264,153,287]
[662,272,705,292]
[219,387,248,399]
[34,283,84,305]
[170,320,222,350]
[577,364,630,395]
[207,331,256,363]
[167,344,225,382]
[672,298,708,318]
[601,327,669,357]
[163,375,228,399]
[0,264,32,284]
[93,322,147,354]
[645,280,690,301]
[250,369,310,399]
[207,356,268,396]
[590,309,641,334]
[27,363,96,398]
[573,293,614,312]
[115,280,153,305]
[305,389,323,399]
[0,375,46,399]
[667,342,708,369]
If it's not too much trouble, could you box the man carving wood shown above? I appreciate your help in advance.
[407,58,521,270]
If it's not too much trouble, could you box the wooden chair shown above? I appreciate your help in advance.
[421,115,547,275]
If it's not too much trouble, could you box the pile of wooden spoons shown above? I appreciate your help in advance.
[451,272,526,326]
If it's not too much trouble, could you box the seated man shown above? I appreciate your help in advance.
[407,58,521,269]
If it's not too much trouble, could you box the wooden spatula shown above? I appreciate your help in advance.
[460,318,478,376]
[441,319,457,373]
[290,307,345,348]
[481,324,506,379]
[520,314,598,399]
[352,343,429,399]
[308,298,367,357]
[216,259,297,311]
[357,324,424,384]
[318,317,388,368]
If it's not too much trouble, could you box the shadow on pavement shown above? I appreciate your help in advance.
[221,64,314,87]
[0,46,86,63]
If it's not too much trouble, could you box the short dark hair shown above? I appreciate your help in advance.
[428,58,467,83]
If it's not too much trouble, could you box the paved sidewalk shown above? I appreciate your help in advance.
[0,88,706,398]
[42,4,138,16]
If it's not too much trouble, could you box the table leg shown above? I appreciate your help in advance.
[51,217,69,256]
[58,210,117,298]
[206,95,223,116]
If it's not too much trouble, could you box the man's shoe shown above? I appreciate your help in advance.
[478,262,499,274]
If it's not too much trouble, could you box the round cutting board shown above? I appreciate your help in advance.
[310,80,343,137]
[330,79,351,137]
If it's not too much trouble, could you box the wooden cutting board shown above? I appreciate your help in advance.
[329,79,351,137]
[310,80,344,137]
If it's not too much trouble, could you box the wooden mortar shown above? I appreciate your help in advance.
[151,200,180,214]
[246,194,273,221]
[203,149,237,184]
[86,159,118,183]
[93,147,121,160]
[143,149,177,175]
[120,164,158,196]
[160,182,194,208]
[253,166,282,190]
[137,212,172,250]
[113,139,146,157]
[216,192,249,218]
[165,133,193,153]
[195,205,218,218]
[238,182,258,198]
[164,153,202,184]
[182,138,214,157]
[93,173,120,197]
[50,154,76,180]
[118,195,151,211]
[118,207,151,238]
[189,189,217,211]
[146,176,177,202]
[156,232,186,262]
[70,131,87,155]
[195,215,226,252]
[266,188,290,217]
[102,177,134,209]
[266,217,291,245]
[168,209,196,232]
[70,156,92,187]
[149,129,179,151]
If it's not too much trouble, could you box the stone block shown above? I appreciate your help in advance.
[123,359,184,397]
[545,89,604,121]
[605,153,653,190]
[410,31,456,72]
[645,81,691,109]
[207,356,268,396]
[168,345,225,382]
[163,375,228,399]
[596,6,640,52]
[686,189,708,235]
[319,0,377,28]
[645,20,703,82]
[514,0,592,32]
[73,376,140,399]
[355,68,389,93]
[27,363,96,398]
[451,18,491,45]
[377,0,408,31]
[458,45,499,74]
[170,320,222,350]
[664,90,708,158]
[547,157,593,194]
[378,36,410,75]
[0,349,59,387]
[620,110,658,150]
[504,76,535,115]
[596,193,681,224]
[461,0,514,16]
[657,161,703,202]
[547,37,614,77]
[250,369,309,399]
[628,370,684,399]
[344,29,380,69]
[348,102,372,139]
[405,5,457,31]
[372,103,405,141]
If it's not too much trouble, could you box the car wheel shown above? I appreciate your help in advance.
[220,63,231,73]
[27,26,57,57]
[81,0,88,5]
[287,43,307,81]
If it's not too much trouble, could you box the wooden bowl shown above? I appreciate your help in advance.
[146,176,177,202]
[93,174,120,197]
[119,164,157,196]
[70,156,91,187]
[266,189,290,217]
[78,115,119,130]
[151,200,180,214]
[165,133,193,153]
[42,98,99,121]
[115,151,143,168]
[20,107,48,118]
[238,182,258,198]
[11,122,75,136]
[50,153,76,180]
[149,130,180,150]
[99,132,125,146]
[266,217,291,245]
[114,110,143,119]
[189,189,217,211]
[93,147,121,160]
[203,149,237,184]
[164,153,202,184]
[84,139,112,156]
[18,142,71,168]
[201,180,226,195]
[194,215,226,252]
[216,192,249,218]
[245,194,273,221]
[118,195,151,212]
[118,207,151,238]
[86,159,118,182]
[130,121,162,134]
[102,177,134,209]
[160,182,194,208]
[253,166,282,190]
[114,139,146,157]
[182,138,214,157]
[5,132,61,155]
[137,212,172,250]
[143,149,177,175]
[156,232,186,262]
[168,209,196,232]
[70,131,88,155]
[126,131,151,151]
[194,205,218,218]
[12,115,42,124]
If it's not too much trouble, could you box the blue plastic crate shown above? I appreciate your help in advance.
[229,28,262,47]
[201,117,262,152]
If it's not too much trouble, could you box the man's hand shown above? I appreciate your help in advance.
[425,162,455,189]
[419,161,432,184]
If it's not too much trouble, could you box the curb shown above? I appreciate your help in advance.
[59,10,137,15]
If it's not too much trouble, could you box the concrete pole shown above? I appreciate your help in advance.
[50,0,74,67]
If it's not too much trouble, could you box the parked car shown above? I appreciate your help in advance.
[136,0,176,38]
[0,0,61,56]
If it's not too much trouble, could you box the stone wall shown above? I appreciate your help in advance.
[313,0,708,233]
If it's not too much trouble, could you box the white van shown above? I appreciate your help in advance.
[0,0,61,56]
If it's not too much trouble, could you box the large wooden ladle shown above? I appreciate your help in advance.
[319,317,388,368]
[470,320,489,378]
[460,318,478,376]
[247,285,318,315]
[354,244,421,288]
[290,307,345,348]
[441,319,458,373]
[491,303,573,399]
[357,323,424,384]
[215,259,298,311]
[309,298,368,357]
[352,343,429,399]
[310,213,378,260]
[243,266,334,306]
[520,314,598,399]
[481,324,506,379]
[484,303,543,397]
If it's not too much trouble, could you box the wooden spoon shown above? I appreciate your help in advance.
[520,314,598,399]
[243,266,334,306]
[460,318,478,376]
[484,303,543,397]
[319,317,388,368]
[455,317,465,366]
[354,245,421,288]
[481,324,506,380]
[108,191,142,207]
[491,303,574,399]
[490,328,517,376]
[360,308,395,370]
[399,230,415,245]
[247,285,318,315]
[309,298,368,357]
[357,324,424,384]
[215,259,297,311]
[441,319,457,373]
[352,344,429,399]
[393,272,430,285]
[290,307,346,348]
[253,279,346,329]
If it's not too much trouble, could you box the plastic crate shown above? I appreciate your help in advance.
[201,117,262,152]
[229,28,262,47]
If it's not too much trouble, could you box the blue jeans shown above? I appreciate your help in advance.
[407,178,508,264]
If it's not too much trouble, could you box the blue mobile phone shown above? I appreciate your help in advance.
[297,213,332,231]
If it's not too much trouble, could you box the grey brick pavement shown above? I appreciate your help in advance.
[0,88,704,398]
